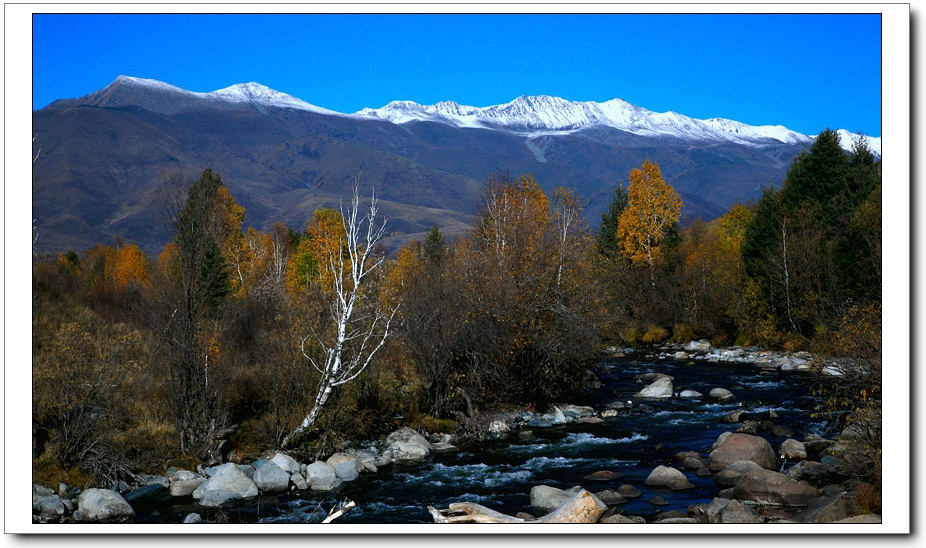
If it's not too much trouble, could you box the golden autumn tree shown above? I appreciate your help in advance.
[113,243,150,290]
[616,160,683,285]
[214,186,248,294]
[286,208,347,294]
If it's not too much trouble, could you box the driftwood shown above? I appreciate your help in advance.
[428,490,606,524]
[323,500,356,523]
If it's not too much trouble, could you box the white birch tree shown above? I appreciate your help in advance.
[283,186,397,447]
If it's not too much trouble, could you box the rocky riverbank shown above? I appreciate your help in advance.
[32,341,880,525]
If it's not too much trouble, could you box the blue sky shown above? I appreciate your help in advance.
[33,13,882,136]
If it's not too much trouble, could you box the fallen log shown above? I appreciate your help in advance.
[428,490,606,524]
[322,500,356,523]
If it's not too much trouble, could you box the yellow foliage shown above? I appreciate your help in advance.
[113,244,150,290]
[616,160,682,272]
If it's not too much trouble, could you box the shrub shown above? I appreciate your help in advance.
[670,323,696,343]
[642,325,669,343]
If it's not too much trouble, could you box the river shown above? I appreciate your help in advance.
[137,352,830,524]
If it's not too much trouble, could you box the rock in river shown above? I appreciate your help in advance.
[382,427,433,464]
[733,469,818,506]
[634,377,673,399]
[708,433,778,471]
[644,465,694,490]
[76,489,135,523]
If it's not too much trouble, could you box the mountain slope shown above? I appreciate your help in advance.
[33,76,880,255]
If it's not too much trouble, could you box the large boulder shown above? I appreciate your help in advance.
[253,462,291,493]
[270,452,302,475]
[530,485,604,516]
[124,483,172,508]
[327,452,363,480]
[192,463,258,501]
[170,477,206,497]
[705,498,763,524]
[76,489,135,523]
[643,465,694,490]
[633,377,673,399]
[708,433,778,471]
[198,489,242,508]
[780,438,808,460]
[383,427,433,464]
[685,339,712,353]
[304,461,343,491]
[733,469,818,506]
[714,460,765,487]
[790,492,853,523]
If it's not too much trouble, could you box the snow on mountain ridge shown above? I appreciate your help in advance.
[110,75,340,116]
[98,77,880,155]
[356,94,877,154]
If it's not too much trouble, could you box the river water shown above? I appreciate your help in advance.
[140,353,831,524]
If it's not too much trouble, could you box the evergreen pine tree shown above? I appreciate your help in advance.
[596,184,628,258]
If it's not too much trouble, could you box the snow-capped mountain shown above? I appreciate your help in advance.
[47,75,342,117]
[356,94,880,155]
[48,77,880,155]
[34,76,882,255]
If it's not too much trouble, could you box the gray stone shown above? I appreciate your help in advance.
[328,452,364,473]
[76,489,135,523]
[600,513,637,523]
[723,409,748,423]
[679,457,705,470]
[634,377,674,399]
[648,496,669,506]
[733,469,818,506]
[679,390,703,399]
[706,498,763,523]
[616,484,642,498]
[780,438,808,460]
[192,462,258,501]
[170,477,206,497]
[525,419,554,428]
[737,420,759,434]
[330,460,360,482]
[715,460,765,487]
[383,427,433,464]
[542,406,568,425]
[791,492,854,523]
[238,464,256,479]
[305,461,343,491]
[771,424,795,438]
[558,404,595,418]
[712,431,733,450]
[254,462,290,493]
[644,465,694,489]
[430,441,460,454]
[198,489,241,508]
[291,472,309,490]
[124,482,171,508]
[530,485,603,516]
[584,470,622,481]
[673,351,689,360]
[270,452,302,475]
[708,433,778,471]
[170,470,200,482]
[594,489,627,505]
[708,388,735,403]
[183,513,202,524]
[685,339,712,353]
[659,517,699,524]
[576,417,605,425]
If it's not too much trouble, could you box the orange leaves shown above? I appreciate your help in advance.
[616,160,682,270]
[285,207,348,295]
[113,244,150,290]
